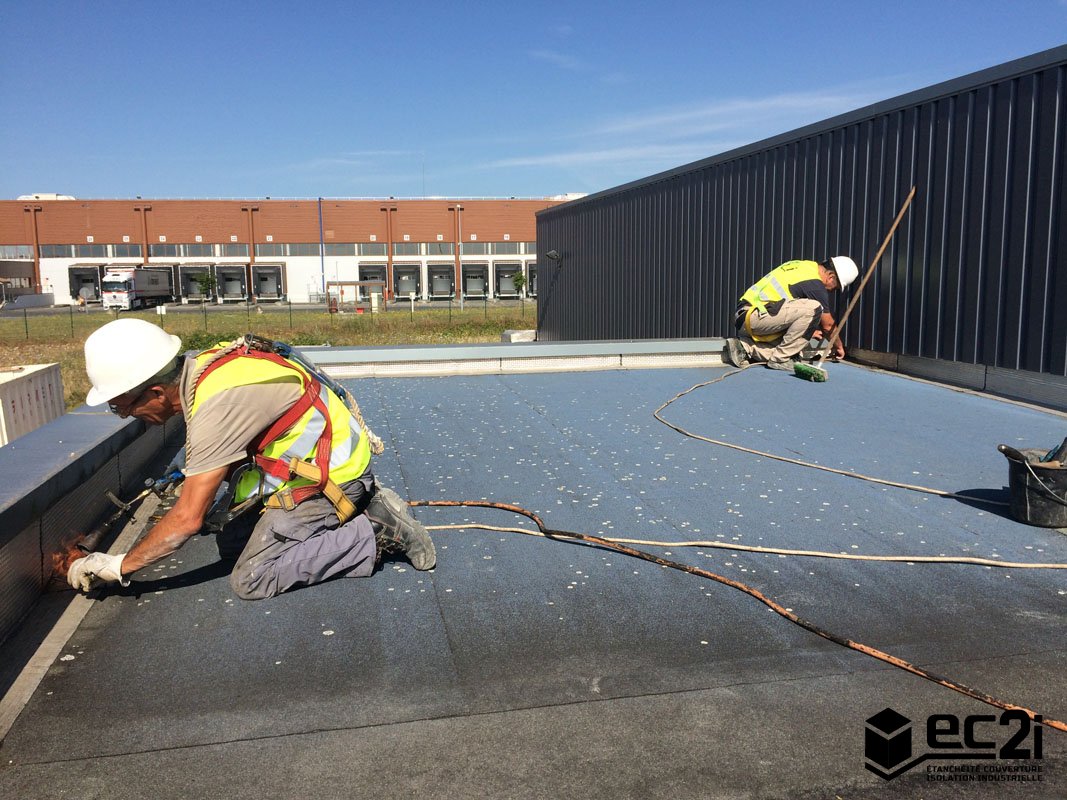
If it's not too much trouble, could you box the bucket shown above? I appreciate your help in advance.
[998,445,1067,528]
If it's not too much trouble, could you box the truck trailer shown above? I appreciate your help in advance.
[101,267,173,310]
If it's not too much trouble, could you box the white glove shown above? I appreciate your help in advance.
[67,552,130,592]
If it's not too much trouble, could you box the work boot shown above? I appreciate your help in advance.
[765,358,796,371]
[365,485,436,570]
[722,338,749,367]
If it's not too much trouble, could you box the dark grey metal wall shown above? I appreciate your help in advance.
[536,46,1067,380]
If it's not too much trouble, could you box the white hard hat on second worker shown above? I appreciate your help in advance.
[84,318,182,406]
[829,256,859,288]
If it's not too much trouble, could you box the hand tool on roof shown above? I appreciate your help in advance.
[795,186,918,382]
[1038,435,1067,467]
[75,469,184,553]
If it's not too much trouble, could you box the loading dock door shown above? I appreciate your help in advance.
[428,265,454,299]
[462,264,488,298]
[394,265,420,299]
[68,267,103,302]
[495,263,520,297]
[253,265,284,300]
[216,266,248,302]
[179,264,214,302]
[359,267,386,302]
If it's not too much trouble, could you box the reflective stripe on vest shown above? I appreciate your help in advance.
[740,260,821,313]
[190,345,371,506]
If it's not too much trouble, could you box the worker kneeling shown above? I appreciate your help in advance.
[722,257,858,371]
[68,319,435,599]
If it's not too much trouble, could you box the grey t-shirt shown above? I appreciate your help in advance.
[179,353,304,477]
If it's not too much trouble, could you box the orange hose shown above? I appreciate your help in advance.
[411,499,1065,732]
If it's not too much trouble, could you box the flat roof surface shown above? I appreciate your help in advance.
[2,362,1066,798]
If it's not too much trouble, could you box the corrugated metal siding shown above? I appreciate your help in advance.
[536,47,1067,379]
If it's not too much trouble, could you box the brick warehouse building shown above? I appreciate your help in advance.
[0,196,566,305]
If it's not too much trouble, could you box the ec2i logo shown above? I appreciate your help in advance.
[865,707,1043,781]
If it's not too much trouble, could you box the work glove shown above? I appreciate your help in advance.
[67,552,130,592]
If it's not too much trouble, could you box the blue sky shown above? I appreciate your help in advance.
[2,1,1065,200]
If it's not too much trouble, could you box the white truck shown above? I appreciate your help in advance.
[101,267,173,310]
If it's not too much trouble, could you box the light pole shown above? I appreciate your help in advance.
[380,204,397,301]
[318,197,326,295]
[448,204,464,310]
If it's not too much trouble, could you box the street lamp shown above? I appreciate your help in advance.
[448,204,465,309]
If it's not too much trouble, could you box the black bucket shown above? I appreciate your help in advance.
[998,445,1067,528]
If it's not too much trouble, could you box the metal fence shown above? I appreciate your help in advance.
[0,298,537,345]
[536,46,1067,380]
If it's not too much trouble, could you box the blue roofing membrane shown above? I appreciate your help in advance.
[1,362,1065,798]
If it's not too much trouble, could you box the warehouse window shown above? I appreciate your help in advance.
[359,243,387,256]
[112,243,143,257]
[425,242,454,256]
[0,244,33,258]
[220,243,249,257]
[183,243,214,257]
[39,244,74,258]
[324,243,356,256]
[288,243,321,256]
[150,244,180,257]
[256,243,286,257]
[461,242,489,255]
[492,242,521,255]
[523,241,537,254]
[74,244,108,257]
[393,242,421,256]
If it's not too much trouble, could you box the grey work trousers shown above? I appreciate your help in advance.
[738,298,822,364]
[228,473,377,600]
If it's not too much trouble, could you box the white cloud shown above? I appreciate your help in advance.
[283,150,419,172]
[528,49,585,71]
[593,89,880,139]
[488,141,744,169]
[484,83,890,186]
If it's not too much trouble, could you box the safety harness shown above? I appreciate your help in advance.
[193,337,363,523]
[737,260,822,343]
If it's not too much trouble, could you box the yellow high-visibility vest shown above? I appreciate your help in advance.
[738,260,824,342]
[740,260,822,313]
[190,344,371,508]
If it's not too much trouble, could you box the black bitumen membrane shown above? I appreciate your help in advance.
[1,362,1065,799]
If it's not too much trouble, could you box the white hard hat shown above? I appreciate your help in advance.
[84,319,182,406]
[829,256,859,288]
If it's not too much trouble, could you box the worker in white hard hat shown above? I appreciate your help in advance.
[722,256,859,371]
[67,318,435,599]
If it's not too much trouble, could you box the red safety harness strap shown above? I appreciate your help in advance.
[194,346,333,505]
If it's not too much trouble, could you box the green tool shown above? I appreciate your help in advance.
[795,186,917,382]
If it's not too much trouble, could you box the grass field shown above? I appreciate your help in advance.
[0,302,538,409]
